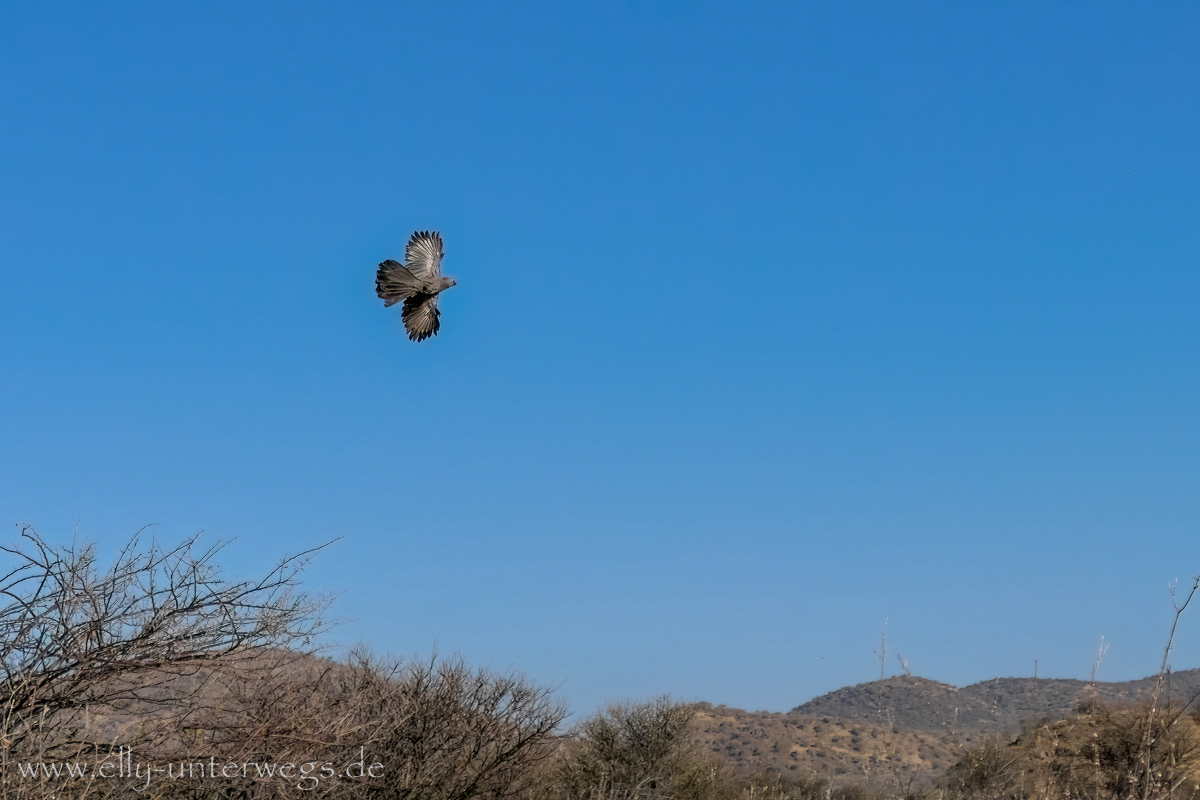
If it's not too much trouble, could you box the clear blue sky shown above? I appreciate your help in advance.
[2,2,1198,715]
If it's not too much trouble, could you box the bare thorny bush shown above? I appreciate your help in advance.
[0,525,327,751]
[0,526,567,800]
[548,696,709,800]
[134,648,566,800]
[0,524,331,797]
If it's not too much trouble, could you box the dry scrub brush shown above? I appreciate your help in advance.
[0,526,566,800]
[940,701,1200,800]
[0,525,327,789]
[540,696,830,800]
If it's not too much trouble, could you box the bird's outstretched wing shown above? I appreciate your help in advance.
[404,231,443,280]
[401,293,440,342]
[376,259,423,307]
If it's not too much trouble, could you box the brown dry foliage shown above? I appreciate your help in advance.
[0,528,566,800]
[942,701,1200,800]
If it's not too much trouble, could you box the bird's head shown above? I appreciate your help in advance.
[444,277,458,289]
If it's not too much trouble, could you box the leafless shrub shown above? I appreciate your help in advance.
[544,696,740,800]
[346,649,568,799]
[1134,577,1200,800]
[0,527,568,800]
[941,736,1028,800]
[135,648,566,799]
[0,524,329,797]
[738,771,829,800]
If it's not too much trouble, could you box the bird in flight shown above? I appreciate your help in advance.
[375,231,457,342]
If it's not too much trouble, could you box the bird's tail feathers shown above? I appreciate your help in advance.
[376,260,423,306]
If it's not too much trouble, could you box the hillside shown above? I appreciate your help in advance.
[789,669,1200,735]
[690,702,967,787]
[688,669,1200,788]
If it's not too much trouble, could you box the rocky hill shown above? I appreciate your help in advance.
[789,669,1200,735]
[687,668,1200,788]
